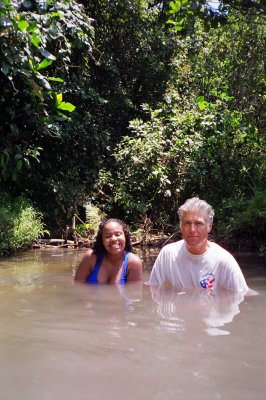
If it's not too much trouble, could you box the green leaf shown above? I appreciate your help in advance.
[27,22,37,33]
[30,33,41,48]
[18,20,29,31]
[39,49,56,61]
[196,96,209,110]
[36,74,51,90]
[14,153,22,161]
[56,93,63,104]
[11,169,17,182]
[196,96,205,103]
[24,158,31,169]
[198,102,206,111]
[48,77,64,83]
[57,102,76,112]
[1,64,10,75]
[166,19,176,25]
[56,111,70,120]
[0,155,5,167]
[3,148,9,158]
[16,159,23,172]
[37,59,53,71]
[169,1,181,13]
[10,124,19,137]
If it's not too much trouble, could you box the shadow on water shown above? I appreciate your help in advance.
[0,247,265,400]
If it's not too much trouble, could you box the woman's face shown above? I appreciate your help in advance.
[102,221,126,255]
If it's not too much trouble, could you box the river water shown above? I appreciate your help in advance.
[0,247,265,400]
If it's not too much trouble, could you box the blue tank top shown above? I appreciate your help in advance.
[86,251,129,285]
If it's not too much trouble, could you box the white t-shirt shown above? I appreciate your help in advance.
[149,240,249,293]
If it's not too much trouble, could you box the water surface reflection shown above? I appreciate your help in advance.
[0,248,265,400]
[150,286,246,336]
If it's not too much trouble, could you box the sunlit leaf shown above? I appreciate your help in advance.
[30,33,41,47]
[37,59,53,70]
[18,20,29,31]
[56,93,63,104]
[196,96,209,110]
[57,102,76,112]
[166,19,176,25]
[48,77,64,82]
[37,74,51,90]
[169,1,181,13]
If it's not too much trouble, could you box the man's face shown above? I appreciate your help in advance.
[180,210,212,255]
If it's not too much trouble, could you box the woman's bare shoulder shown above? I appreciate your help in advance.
[127,252,143,281]
[74,249,97,282]
[128,252,143,268]
[80,248,95,259]
[128,251,141,261]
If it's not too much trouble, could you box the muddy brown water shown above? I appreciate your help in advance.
[0,247,265,400]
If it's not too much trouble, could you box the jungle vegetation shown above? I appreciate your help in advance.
[0,0,265,254]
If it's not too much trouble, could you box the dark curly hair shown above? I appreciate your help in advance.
[92,218,132,255]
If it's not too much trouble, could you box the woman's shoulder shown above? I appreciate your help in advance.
[128,251,141,259]
[128,251,142,265]
[79,249,99,266]
[82,248,96,258]
[126,251,143,281]
[75,249,98,282]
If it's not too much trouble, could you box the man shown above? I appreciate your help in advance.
[149,197,250,293]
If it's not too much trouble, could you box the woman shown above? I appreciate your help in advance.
[74,218,143,284]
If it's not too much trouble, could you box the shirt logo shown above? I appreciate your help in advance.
[200,273,215,289]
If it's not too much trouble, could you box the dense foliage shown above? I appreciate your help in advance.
[0,0,265,253]
[0,193,46,254]
[0,0,95,220]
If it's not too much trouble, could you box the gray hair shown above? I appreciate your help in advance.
[178,197,214,223]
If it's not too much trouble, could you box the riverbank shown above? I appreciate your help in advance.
[31,232,265,261]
